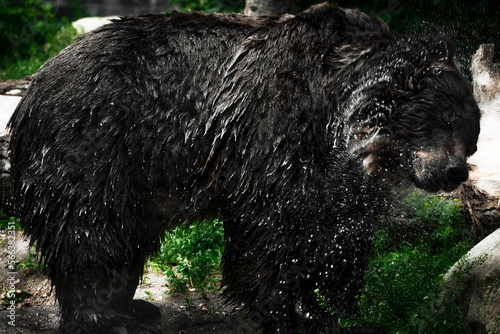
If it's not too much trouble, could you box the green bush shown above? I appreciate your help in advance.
[358,194,474,333]
[152,219,224,297]
[0,0,78,80]
[314,193,475,333]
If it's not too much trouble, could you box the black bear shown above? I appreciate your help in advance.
[9,3,480,334]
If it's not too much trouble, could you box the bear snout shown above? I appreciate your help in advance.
[445,161,469,186]
[406,149,471,192]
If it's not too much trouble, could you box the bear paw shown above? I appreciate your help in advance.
[127,299,162,320]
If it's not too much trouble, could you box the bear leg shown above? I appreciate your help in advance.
[52,245,160,334]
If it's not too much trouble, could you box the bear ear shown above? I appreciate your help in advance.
[427,36,456,62]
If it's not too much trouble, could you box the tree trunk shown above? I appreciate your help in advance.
[245,0,296,16]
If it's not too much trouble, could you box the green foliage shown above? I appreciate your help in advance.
[0,0,78,80]
[1,289,31,305]
[0,0,56,59]
[314,289,370,332]
[0,210,44,272]
[144,290,155,301]
[402,194,471,255]
[358,193,474,333]
[166,0,244,13]
[152,219,224,297]
[17,245,44,271]
[0,210,20,230]
[314,193,475,333]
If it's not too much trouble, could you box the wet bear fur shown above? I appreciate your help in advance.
[9,2,480,334]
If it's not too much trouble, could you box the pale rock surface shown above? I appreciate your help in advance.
[468,44,500,197]
[72,16,119,34]
[443,227,500,333]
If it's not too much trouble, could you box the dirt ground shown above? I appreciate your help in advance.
[0,231,257,334]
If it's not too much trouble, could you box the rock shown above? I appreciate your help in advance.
[0,76,30,213]
[459,44,500,242]
[442,227,500,334]
[0,95,21,135]
[0,134,12,213]
[0,76,31,96]
[72,16,120,34]
[468,44,500,197]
